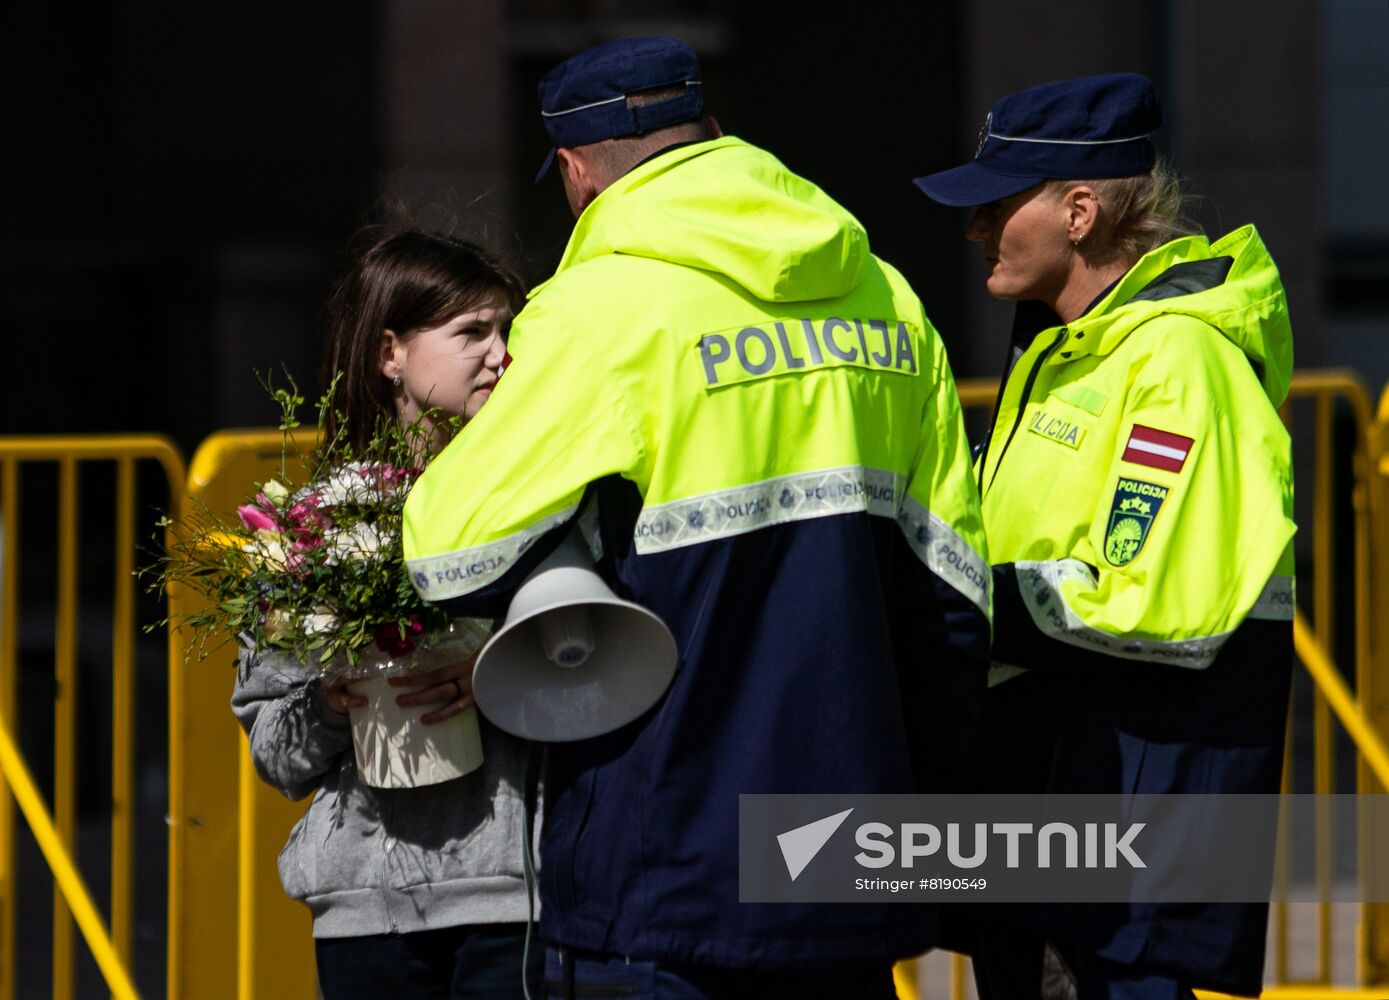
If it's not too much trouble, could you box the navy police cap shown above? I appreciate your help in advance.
[914,73,1162,207]
[535,36,703,182]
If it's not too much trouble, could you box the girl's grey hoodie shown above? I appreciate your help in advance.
[231,649,536,937]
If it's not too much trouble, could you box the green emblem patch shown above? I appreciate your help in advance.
[1104,477,1169,566]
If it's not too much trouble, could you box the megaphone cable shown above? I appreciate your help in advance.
[520,741,543,1000]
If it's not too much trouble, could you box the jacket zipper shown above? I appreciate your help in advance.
[980,328,1067,498]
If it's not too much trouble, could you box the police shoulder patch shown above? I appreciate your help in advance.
[1104,477,1169,566]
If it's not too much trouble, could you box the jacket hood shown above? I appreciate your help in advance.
[542,136,871,304]
[1069,225,1293,406]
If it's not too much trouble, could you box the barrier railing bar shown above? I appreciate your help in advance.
[1277,392,1299,984]
[891,956,919,1000]
[1294,614,1389,793]
[951,952,967,1000]
[955,378,996,409]
[236,752,257,1000]
[1290,370,1375,428]
[1277,709,1293,984]
[1361,411,1383,977]
[113,456,136,973]
[1314,391,1335,984]
[1356,402,1378,984]
[54,457,78,1000]
[0,437,181,461]
[165,576,186,1000]
[0,438,186,510]
[0,719,138,998]
[0,459,17,1000]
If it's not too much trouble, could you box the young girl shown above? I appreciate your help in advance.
[232,231,539,999]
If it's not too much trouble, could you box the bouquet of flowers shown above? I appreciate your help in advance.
[149,374,466,674]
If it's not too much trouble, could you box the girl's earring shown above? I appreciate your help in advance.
[393,374,403,388]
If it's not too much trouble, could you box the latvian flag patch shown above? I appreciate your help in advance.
[1122,424,1194,473]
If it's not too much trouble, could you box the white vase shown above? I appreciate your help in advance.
[343,622,490,788]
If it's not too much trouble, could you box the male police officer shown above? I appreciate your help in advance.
[403,36,990,998]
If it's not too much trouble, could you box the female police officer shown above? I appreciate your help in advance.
[914,74,1295,999]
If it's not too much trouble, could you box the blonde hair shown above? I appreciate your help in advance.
[1051,158,1200,265]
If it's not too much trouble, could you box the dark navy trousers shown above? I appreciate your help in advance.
[315,923,542,999]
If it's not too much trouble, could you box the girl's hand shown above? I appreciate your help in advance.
[388,651,479,725]
[322,675,367,716]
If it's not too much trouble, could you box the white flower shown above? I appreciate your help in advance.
[324,522,386,564]
[260,479,289,504]
[302,607,339,636]
[243,530,289,571]
[315,465,378,506]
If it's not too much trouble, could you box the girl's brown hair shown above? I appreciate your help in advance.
[320,231,525,452]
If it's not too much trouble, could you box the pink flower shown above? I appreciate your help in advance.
[236,503,279,533]
[287,495,329,529]
[377,464,422,490]
[284,496,332,556]
[237,491,287,534]
[284,551,312,578]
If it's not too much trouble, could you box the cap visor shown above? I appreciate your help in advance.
[534,147,557,185]
[912,163,1041,208]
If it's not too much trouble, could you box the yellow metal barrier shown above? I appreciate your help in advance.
[0,435,183,999]
[166,428,318,1000]
[1265,372,1376,988]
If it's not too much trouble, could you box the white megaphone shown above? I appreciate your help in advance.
[471,530,678,742]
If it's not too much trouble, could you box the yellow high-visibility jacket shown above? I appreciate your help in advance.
[403,136,990,965]
[973,225,1295,995]
[982,225,1295,674]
